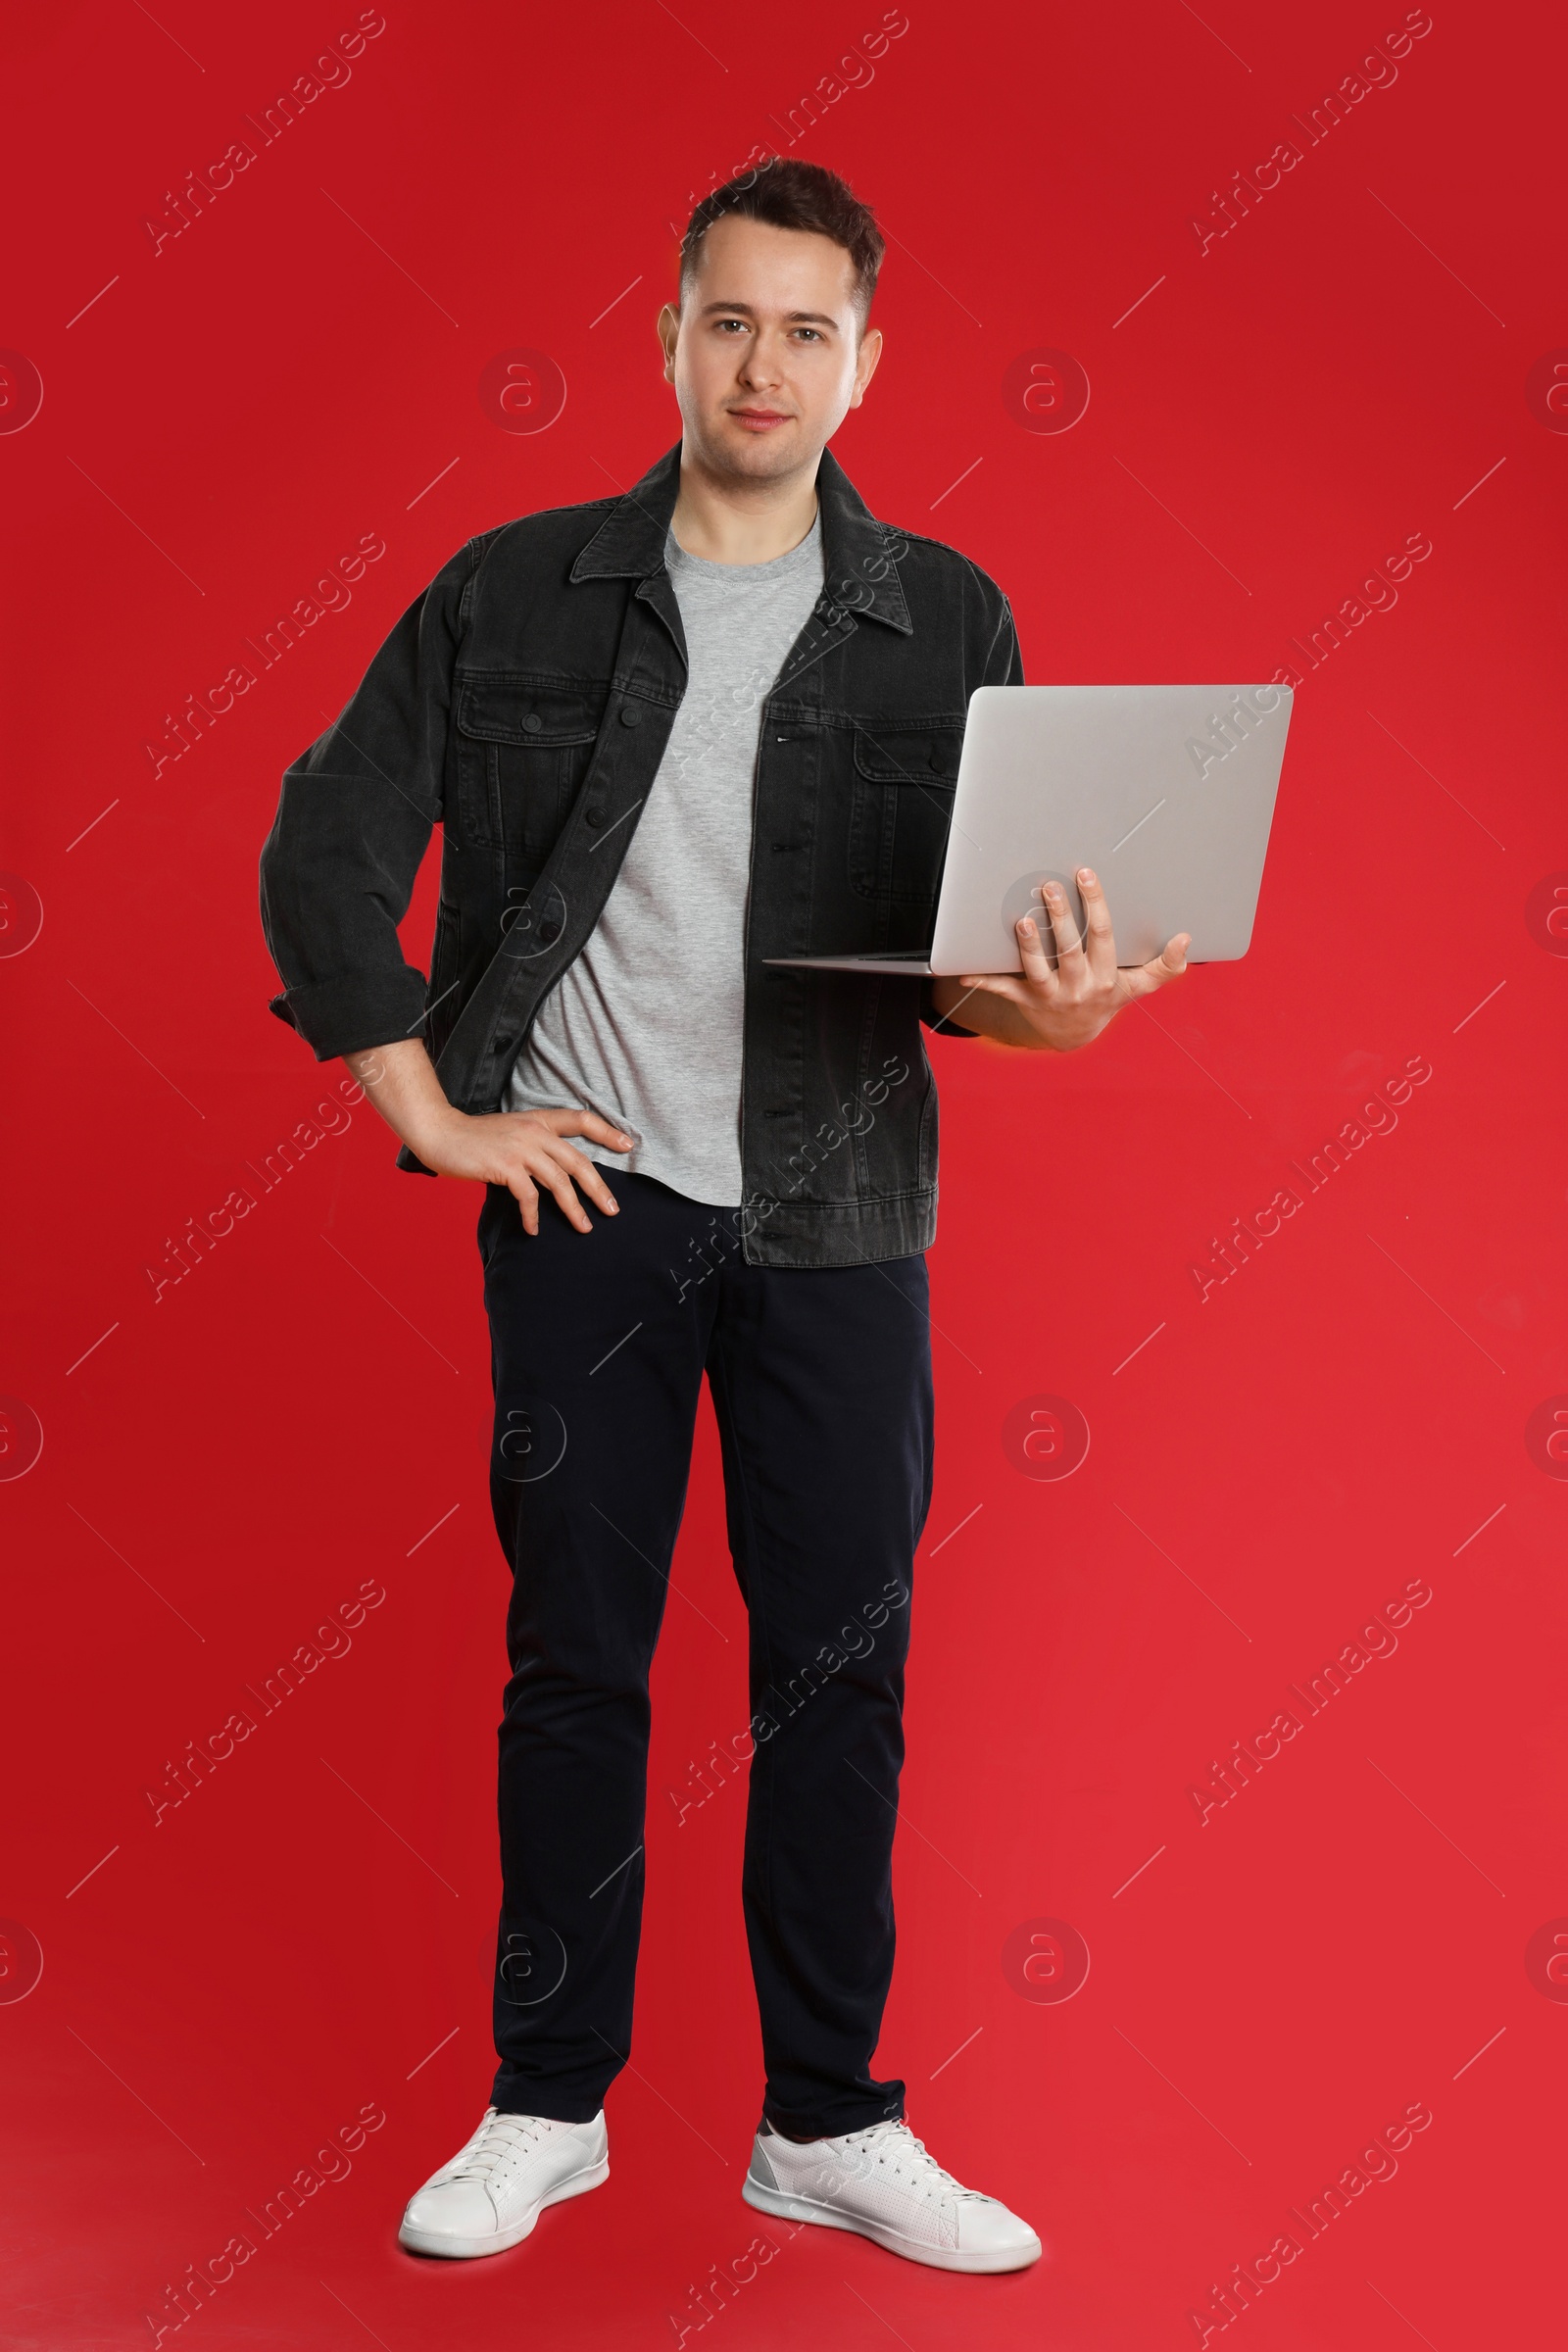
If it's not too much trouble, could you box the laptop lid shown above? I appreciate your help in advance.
[927,682,1292,973]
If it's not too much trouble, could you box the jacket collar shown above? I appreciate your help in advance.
[569,438,913,633]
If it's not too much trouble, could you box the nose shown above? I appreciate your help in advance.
[738,329,785,391]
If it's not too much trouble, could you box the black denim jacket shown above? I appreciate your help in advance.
[258,439,1022,1266]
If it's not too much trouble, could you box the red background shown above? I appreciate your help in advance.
[4,2,1565,2344]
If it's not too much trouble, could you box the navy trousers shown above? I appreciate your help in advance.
[477,1167,934,2140]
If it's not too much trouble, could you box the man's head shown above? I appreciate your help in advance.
[659,159,885,487]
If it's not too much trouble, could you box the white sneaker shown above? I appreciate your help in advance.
[742,2115,1042,2274]
[398,2106,609,2259]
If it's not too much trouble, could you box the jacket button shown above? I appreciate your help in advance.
[538,921,561,946]
[585,808,606,828]
[524,713,543,733]
[619,704,642,727]
[928,750,945,769]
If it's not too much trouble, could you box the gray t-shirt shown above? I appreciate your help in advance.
[505,512,825,1206]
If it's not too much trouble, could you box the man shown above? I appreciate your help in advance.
[258,157,1189,2278]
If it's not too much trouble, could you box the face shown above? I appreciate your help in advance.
[659,214,882,484]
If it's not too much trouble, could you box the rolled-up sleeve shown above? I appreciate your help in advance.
[258,536,483,1061]
[922,588,1025,1040]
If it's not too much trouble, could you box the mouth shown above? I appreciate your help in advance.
[728,408,793,432]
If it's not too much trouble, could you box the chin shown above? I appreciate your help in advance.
[705,419,810,479]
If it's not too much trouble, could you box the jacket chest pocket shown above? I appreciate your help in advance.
[848,724,964,905]
[453,675,605,865]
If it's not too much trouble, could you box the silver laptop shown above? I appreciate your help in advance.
[765,682,1293,975]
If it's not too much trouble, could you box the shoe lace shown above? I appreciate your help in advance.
[829,2119,989,2201]
[448,2111,550,2185]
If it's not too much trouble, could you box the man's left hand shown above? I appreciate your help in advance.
[928,867,1191,1052]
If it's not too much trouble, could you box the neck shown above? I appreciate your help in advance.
[669,442,820,565]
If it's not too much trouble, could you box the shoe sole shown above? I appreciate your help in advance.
[397,2154,610,2259]
[741,2172,1042,2275]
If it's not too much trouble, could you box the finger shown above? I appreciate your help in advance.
[549,1106,635,1151]
[538,1160,595,1235]
[1013,909,1060,995]
[545,1141,620,1216]
[1075,867,1117,983]
[1121,934,1192,999]
[1041,879,1088,974]
[508,1169,541,1237]
[955,972,1035,1019]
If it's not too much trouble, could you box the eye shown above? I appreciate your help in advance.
[793,327,823,342]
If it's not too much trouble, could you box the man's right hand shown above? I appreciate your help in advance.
[341,1038,633,1236]
[415,1104,636,1235]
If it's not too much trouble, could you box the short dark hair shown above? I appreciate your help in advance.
[680,158,885,329]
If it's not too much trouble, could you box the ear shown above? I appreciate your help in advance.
[848,325,884,410]
[657,302,680,384]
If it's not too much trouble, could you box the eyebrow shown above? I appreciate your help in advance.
[698,301,842,329]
